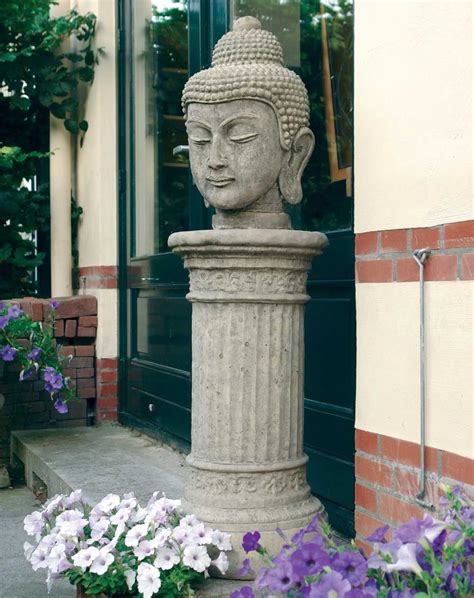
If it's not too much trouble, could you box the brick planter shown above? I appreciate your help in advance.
[0,296,98,470]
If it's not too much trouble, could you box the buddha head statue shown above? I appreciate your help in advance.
[182,16,314,229]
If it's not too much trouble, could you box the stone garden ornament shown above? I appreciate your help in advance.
[169,16,328,578]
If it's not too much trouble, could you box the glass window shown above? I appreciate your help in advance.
[132,0,189,257]
[231,0,354,232]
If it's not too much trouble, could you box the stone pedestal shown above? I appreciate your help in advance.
[169,228,327,576]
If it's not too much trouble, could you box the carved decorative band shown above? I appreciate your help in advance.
[190,269,308,294]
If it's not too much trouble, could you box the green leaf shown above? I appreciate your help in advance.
[0,52,17,62]
[50,102,66,119]
[78,66,94,82]
[64,119,79,134]
[84,49,95,65]
[78,120,88,132]
[10,95,31,111]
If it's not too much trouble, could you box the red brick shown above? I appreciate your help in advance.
[76,368,94,379]
[63,368,77,379]
[355,232,378,256]
[355,483,377,512]
[97,383,118,398]
[46,296,97,319]
[77,326,96,338]
[355,538,373,557]
[393,467,420,498]
[19,299,44,321]
[70,357,93,368]
[355,455,392,488]
[396,257,419,282]
[461,253,474,280]
[442,451,474,485]
[76,378,95,389]
[58,346,75,358]
[355,429,378,455]
[411,227,441,250]
[79,316,98,327]
[97,370,117,383]
[425,254,457,281]
[77,387,96,399]
[379,493,424,524]
[444,220,474,249]
[425,446,439,473]
[53,319,65,337]
[65,319,77,337]
[381,229,407,253]
[75,345,95,357]
[356,260,392,283]
[96,358,118,369]
[381,435,420,467]
[96,397,118,410]
[355,510,385,539]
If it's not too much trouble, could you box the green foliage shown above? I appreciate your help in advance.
[0,0,97,298]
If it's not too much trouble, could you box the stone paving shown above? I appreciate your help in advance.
[0,485,74,598]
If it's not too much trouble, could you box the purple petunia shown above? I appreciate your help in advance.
[19,368,35,381]
[236,558,253,578]
[50,299,59,311]
[27,346,42,361]
[308,570,351,597]
[365,524,390,544]
[331,551,368,587]
[264,560,296,593]
[229,587,255,598]
[242,531,261,553]
[53,399,69,414]
[0,315,9,329]
[291,543,330,577]
[7,304,22,319]
[1,345,16,362]
[43,367,64,393]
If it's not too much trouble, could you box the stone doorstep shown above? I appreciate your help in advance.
[10,425,243,597]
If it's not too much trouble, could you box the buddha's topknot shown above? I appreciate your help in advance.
[182,17,310,150]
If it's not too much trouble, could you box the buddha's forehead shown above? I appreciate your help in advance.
[186,99,277,127]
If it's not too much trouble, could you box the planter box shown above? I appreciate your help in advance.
[76,587,136,598]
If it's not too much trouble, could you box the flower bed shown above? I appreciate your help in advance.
[24,489,231,597]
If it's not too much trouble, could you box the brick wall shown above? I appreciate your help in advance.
[355,429,474,554]
[0,296,101,467]
[355,220,474,282]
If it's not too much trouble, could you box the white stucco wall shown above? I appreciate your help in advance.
[355,281,473,459]
[354,0,473,233]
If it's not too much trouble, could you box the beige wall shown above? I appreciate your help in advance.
[354,0,473,459]
[355,0,473,233]
[75,0,118,359]
[355,282,473,459]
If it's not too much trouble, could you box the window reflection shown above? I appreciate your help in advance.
[232,0,353,232]
[133,0,189,257]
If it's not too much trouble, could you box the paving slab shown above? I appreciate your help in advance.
[10,424,243,597]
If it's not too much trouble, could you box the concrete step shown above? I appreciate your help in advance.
[11,424,244,597]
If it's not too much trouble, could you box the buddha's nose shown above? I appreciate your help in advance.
[207,136,228,169]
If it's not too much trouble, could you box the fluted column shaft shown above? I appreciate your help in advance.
[168,229,327,575]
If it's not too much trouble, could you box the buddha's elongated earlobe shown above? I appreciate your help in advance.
[279,127,315,204]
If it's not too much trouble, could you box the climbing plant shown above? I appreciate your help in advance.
[0,0,97,298]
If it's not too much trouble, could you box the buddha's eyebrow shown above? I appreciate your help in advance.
[219,113,258,128]
[186,119,212,129]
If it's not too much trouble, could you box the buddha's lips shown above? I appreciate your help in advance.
[206,176,235,187]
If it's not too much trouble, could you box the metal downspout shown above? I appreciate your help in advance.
[412,248,434,510]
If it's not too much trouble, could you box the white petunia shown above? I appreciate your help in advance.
[119,495,137,510]
[154,546,180,570]
[72,546,100,571]
[191,522,213,545]
[386,543,423,576]
[96,493,121,514]
[23,511,44,536]
[183,545,211,573]
[211,530,232,551]
[58,518,88,540]
[56,509,84,525]
[134,539,154,561]
[65,489,83,506]
[23,541,35,560]
[172,526,193,547]
[124,569,136,591]
[46,545,67,573]
[212,551,229,575]
[180,514,199,527]
[125,523,148,547]
[89,517,110,541]
[130,507,148,523]
[110,507,131,526]
[44,494,65,514]
[150,528,172,549]
[137,563,161,598]
[90,548,114,575]
[30,545,50,571]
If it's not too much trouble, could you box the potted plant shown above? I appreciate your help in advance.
[24,489,232,597]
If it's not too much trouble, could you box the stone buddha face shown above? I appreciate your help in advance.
[186,99,315,216]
